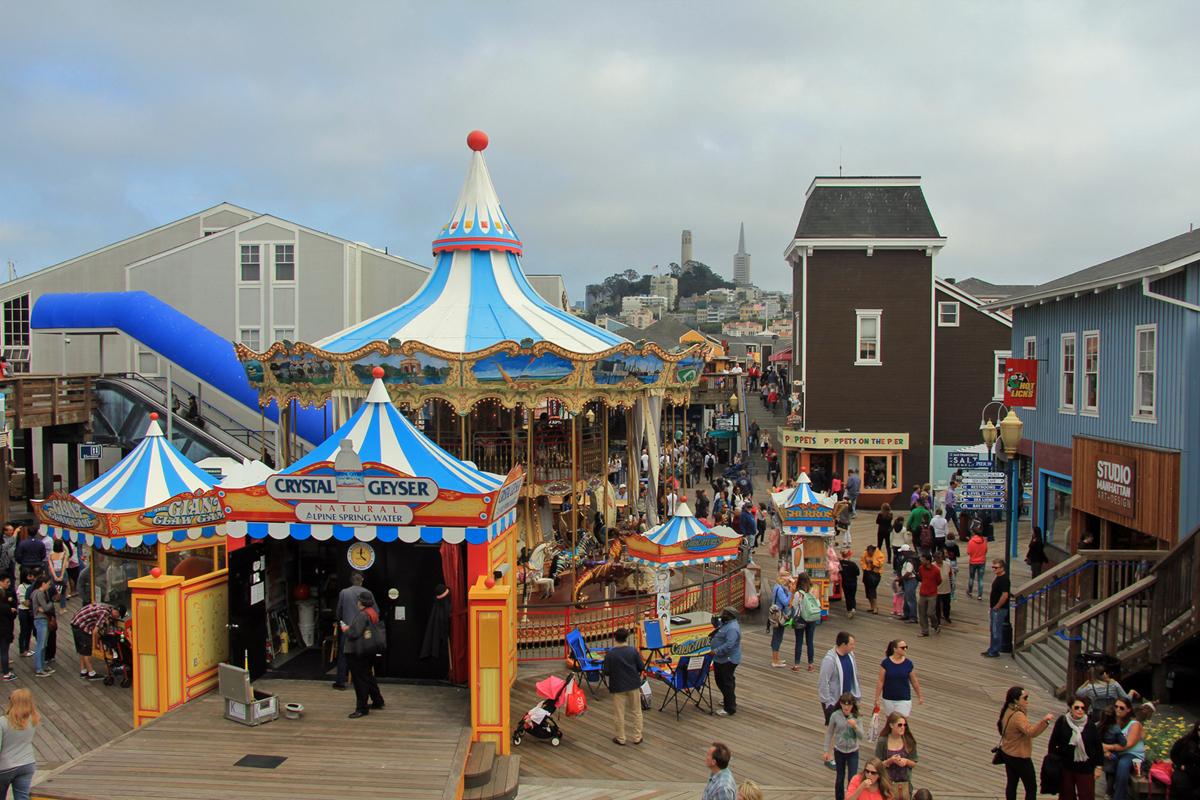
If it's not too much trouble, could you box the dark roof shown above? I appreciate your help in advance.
[994,228,1200,308]
[951,278,1035,301]
[795,180,942,239]
[638,317,695,350]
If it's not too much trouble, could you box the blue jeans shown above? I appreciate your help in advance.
[834,749,860,800]
[794,620,817,665]
[969,564,985,598]
[33,618,47,672]
[903,580,918,620]
[1107,752,1139,800]
[770,624,786,653]
[847,495,858,516]
[0,762,35,800]
[987,607,1008,656]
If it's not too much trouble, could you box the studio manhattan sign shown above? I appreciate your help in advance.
[1093,452,1136,518]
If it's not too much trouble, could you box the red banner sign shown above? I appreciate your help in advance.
[1004,358,1038,407]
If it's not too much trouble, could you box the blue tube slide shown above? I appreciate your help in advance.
[31,291,331,446]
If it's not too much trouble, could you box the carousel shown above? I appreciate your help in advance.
[231,130,706,609]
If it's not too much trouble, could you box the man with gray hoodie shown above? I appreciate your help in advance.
[818,631,861,769]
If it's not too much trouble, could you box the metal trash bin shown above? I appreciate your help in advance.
[219,663,279,727]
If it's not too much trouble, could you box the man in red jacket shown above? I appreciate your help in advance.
[967,529,989,600]
[916,554,942,636]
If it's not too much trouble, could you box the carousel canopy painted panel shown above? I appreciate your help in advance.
[233,132,702,412]
[771,478,836,534]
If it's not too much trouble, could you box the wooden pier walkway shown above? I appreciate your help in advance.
[514,516,1059,800]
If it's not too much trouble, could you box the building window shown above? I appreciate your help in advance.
[1060,333,1076,413]
[274,244,295,282]
[1040,472,1072,550]
[240,245,261,282]
[239,328,261,352]
[993,350,1010,400]
[274,328,295,342]
[2,294,30,373]
[1082,331,1099,416]
[1024,336,1037,359]
[937,302,960,327]
[855,309,881,366]
[1135,324,1156,420]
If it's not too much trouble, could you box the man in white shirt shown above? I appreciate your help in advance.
[640,449,650,474]
[931,507,950,555]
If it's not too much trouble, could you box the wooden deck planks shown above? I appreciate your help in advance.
[512,517,1075,800]
[34,679,472,800]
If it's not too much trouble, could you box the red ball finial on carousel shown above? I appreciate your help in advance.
[372,366,385,379]
[467,130,489,151]
[150,412,158,421]
[484,577,496,589]
[150,567,162,579]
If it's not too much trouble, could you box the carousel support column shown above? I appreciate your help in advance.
[128,568,186,727]
[460,411,468,462]
[625,407,639,520]
[571,412,579,597]
[166,362,173,445]
[468,575,512,755]
[602,405,609,532]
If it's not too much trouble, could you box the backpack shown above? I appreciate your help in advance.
[918,524,934,550]
[768,603,785,627]
[0,538,14,574]
[800,590,822,622]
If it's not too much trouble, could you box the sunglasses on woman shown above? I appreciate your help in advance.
[865,769,879,775]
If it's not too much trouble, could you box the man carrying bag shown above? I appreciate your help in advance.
[341,590,386,719]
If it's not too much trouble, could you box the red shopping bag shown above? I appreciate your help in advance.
[565,681,588,718]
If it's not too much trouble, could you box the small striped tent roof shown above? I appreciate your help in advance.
[774,477,834,511]
[72,417,216,513]
[642,502,740,547]
[281,375,504,495]
[313,132,627,355]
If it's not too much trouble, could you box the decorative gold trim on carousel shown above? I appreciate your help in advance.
[234,338,706,411]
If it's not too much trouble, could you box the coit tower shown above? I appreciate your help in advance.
[681,230,693,267]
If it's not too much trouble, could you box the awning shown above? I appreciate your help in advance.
[223,508,517,545]
[48,524,221,550]
[769,347,792,362]
[709,430,737,439]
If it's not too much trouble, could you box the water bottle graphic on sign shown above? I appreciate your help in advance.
[334,439,366,503]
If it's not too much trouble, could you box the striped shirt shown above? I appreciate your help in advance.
[70,603,116,634]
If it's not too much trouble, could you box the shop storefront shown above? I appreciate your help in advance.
[1070,435,1180,551]
[777,429,909,507]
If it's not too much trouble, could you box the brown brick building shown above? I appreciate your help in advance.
[781,177,1012,508]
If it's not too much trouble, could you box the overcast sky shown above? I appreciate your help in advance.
[3,2,1198,302]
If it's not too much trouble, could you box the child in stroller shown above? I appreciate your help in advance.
[98,626,133,688]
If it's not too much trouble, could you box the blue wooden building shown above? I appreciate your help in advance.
[987,229,1200,558]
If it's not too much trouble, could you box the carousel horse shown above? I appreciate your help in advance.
[521,542,558,599]
[572,525,636,606]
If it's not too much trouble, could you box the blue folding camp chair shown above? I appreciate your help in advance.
[565,628,607,696]
[641,618,669,666]
[653,652,714,719]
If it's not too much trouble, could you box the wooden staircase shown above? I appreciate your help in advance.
[1012,529,1200,699]
[463,741,520,800]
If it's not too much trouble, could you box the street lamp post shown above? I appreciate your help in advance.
[980,405,1024,654]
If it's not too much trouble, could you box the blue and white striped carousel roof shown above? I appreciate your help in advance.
[773,478,834,511]
[72,417,216,513]
[282,376,504,495]
[313,133,627,355]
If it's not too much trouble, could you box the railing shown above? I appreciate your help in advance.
[516,571,746,661]
[1011,550,1165,651]
[0,375,95,429]
[1059,531,1200,695]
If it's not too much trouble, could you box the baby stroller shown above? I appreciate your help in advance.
[512,675,571,747]
[98,627,133,688]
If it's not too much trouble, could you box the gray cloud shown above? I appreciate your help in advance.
[2,1,1198,302]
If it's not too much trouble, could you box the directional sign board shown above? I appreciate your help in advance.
[80,444,103,460]
[960,468,1007,510]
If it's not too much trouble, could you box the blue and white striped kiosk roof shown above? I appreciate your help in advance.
[771,473,836,536]
[629,502,741,567]
[224,374,512,545]
[313,131,627,355]
[45,415,222,548]
[73,416,216,513]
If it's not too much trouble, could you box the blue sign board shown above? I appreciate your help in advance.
[948,452,981,468]
[80,444,102,460]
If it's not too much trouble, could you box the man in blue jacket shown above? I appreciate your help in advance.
[739,504,756,562]
[710,607,742,716]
